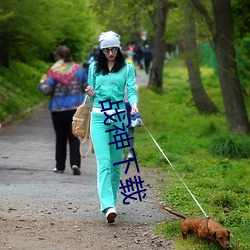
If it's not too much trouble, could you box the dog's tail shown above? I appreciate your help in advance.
[161,206,187,220]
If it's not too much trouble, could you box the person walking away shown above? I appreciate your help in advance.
[143,44,152,74]
[39,45,88,175]
[85,31,138,223]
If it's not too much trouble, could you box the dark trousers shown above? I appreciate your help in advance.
[51,110,80,171]
[144,59,151,74]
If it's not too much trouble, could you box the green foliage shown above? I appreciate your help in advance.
[0,60,49,122]
[210,134,250,159]
[236,37,250,95]
[165,2,184,44]
[0,0,100,66]
[165,0,213,45]
[232,0,250,39]
[92,0,156,45]
[136,58,250,249]
[210,191,238,209]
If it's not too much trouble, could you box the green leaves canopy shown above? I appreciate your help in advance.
[0,0,99,66]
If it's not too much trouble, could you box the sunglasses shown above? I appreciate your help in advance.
[102,47,119,55]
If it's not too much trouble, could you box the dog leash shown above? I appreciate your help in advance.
[139,118,209,218]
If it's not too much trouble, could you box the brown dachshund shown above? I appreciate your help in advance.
[162,207,231,249]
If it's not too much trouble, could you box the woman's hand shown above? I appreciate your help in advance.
[131,103,138,116]
[40,74,47,83]
[85,86,95,97]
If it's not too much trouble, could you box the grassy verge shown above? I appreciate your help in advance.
[0,60,50,125]
[135,58,250,250]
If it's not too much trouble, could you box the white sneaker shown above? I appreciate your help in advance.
[53,168,64,173]
[105,207,117,223]
[127,151,133,160]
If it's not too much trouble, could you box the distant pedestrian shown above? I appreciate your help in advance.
[143,44,152,74]
[134,45,144,69]
[39,45,88,175]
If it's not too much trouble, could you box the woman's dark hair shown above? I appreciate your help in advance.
[95,48,126,75]
[54,45,73,63]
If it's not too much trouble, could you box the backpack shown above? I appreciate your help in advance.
[72,95,93,158]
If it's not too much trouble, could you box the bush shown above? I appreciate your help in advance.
[0,60,49,123]
[210,135,250,159]
[210,191,237,209]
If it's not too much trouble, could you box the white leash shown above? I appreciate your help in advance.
[140,118,209,218]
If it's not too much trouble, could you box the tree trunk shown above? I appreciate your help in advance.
[191,0,250,134]
[212,0,250,134]
[184,4,218,114]
[147,0,169,90]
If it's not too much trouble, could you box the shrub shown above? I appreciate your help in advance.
[210,191,237,209]
[210,135,250,158]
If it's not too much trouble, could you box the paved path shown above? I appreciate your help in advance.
[0,68,154,222]
[0,70,172,249]
[135,68,149,88]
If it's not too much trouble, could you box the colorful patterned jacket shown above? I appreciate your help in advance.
[39,60,88,112]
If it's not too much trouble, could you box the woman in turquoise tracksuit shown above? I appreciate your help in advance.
[86,31,138,223]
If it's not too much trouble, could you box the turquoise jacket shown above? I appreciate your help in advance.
[87,62,138,110]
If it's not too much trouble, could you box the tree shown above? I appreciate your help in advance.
[91,0,155,48]
[148,0,177,89]
[191,0,250,134]
[184,1,218,114]
[0,0,98,66]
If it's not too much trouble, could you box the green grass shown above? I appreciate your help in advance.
[0,60,50,123]
[135,58,250,250]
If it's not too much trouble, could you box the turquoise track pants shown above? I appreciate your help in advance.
[90,111,128,212]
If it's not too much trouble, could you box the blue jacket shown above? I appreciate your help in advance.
[39,67,88,112]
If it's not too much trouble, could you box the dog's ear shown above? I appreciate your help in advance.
[213,231,217,240]
[227,230,230,240]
